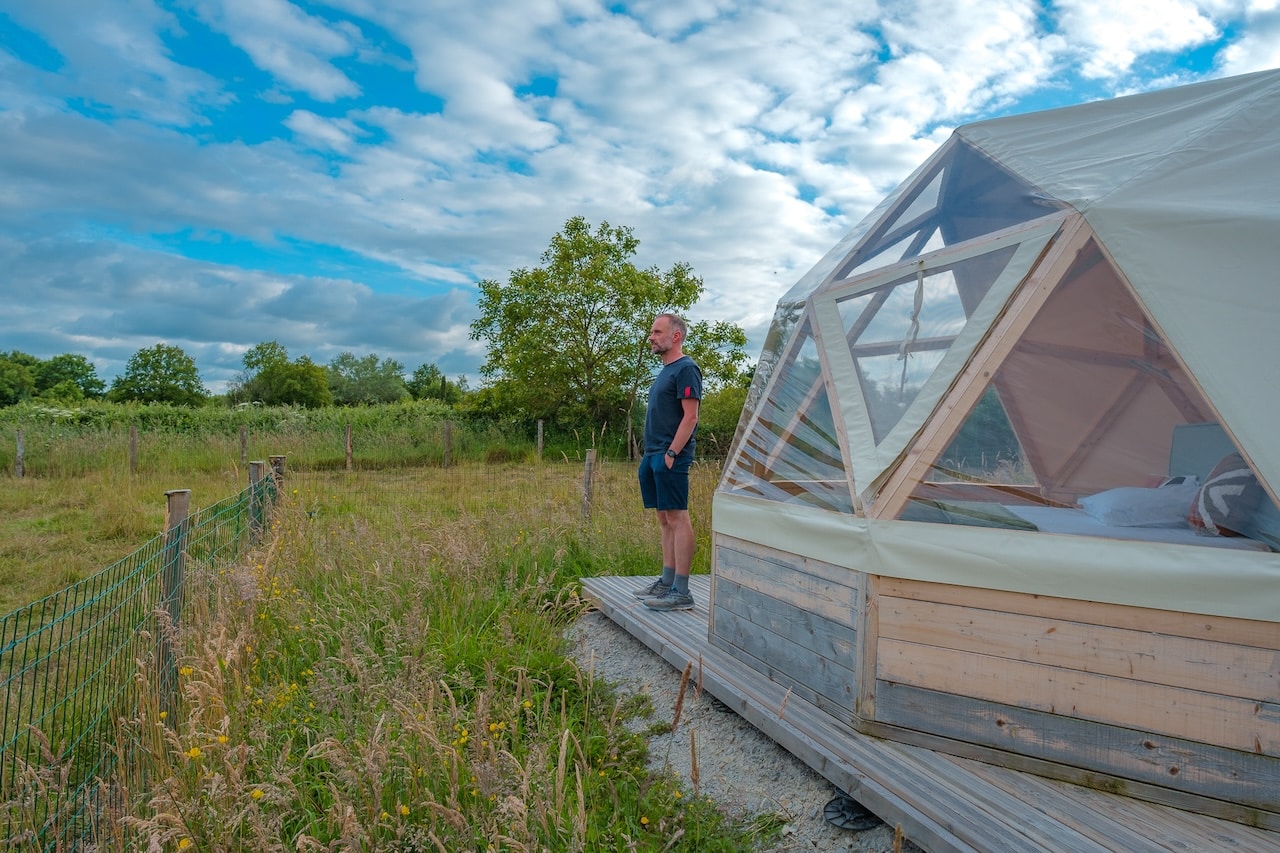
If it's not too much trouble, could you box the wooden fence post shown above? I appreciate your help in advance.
[443,420,452,469]
[14,429,22,478]
[269,455,286,483]
[537,420,544,462]
[130,425,138,474]
[160,488,191,719]
[249,461,265,539]
[345,424,354,471]
[582,449,597,522]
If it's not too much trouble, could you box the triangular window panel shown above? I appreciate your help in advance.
[837,244,1019,443]
[826,139,1065,288]
[897,239,1280,551]
[723,320,853,513]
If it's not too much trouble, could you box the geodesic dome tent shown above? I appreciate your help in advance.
[708,68,1280,823]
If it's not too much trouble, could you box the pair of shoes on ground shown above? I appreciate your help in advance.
[633,577,695,610]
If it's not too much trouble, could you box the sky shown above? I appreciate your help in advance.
[1,1,1278,395]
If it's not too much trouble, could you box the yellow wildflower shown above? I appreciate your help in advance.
[251,788,264,800]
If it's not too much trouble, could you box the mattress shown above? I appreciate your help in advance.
[1005,505,1272,552]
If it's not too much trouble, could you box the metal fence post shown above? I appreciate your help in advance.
[444,420,452,469]
[160,489,190,718]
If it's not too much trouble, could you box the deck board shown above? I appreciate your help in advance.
[581,574,1280,853]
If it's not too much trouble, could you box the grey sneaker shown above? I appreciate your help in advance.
[644,589,694,611]
[633,577,671,598]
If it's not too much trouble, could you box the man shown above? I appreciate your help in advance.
[635,313,702,611]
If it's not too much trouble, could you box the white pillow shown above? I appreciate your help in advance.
[1078,482,1200,527]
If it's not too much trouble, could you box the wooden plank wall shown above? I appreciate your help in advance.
[711,535,862,719]
[874,577,1280,821]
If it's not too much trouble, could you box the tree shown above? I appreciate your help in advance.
[326,352,410,405]
[470,216,748,435]
[252,357,333,407]
[683,320,751,393]
[0,351,36,406]
[233,342,332,407]
[35,353,106,399]
[407,362,464,404]
[242,340,289,375]
[108,343,207,405]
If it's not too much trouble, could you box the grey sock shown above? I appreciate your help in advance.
[672,574,689,594]
[660,566,675,585]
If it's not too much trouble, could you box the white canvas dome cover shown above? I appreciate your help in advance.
[716,68,1280,621]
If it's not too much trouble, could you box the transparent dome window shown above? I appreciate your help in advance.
[895,240,1280,552]
[837,245,1018,442]
[722,321,853,513]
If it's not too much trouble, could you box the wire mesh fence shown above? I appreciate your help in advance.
[0,468,278,850]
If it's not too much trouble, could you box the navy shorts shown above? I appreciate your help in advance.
[638,451,691,511]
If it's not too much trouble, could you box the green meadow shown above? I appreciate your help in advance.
[1,407,782,851]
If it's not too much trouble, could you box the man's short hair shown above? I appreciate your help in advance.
[660,312,689,340]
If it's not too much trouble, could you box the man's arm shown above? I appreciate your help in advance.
[667,397,700,457]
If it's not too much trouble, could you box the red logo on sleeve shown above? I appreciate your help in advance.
[683,386,692,397]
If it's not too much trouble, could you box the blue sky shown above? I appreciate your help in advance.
[1,0,1277,394]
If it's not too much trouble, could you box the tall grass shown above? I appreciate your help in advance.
[0,400,541,477]
[0,403,590,614]
[13,461,769,850]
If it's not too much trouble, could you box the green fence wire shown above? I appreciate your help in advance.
[0,470,279,850]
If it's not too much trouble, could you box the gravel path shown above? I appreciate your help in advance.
[567,610,924,852]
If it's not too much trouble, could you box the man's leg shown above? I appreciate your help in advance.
[636,455,675,596]
[645,460,695,610]
[658,509,694,590]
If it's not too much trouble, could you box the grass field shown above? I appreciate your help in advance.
[5,453,779,850]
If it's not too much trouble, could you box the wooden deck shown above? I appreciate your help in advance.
[581,574,1280,852]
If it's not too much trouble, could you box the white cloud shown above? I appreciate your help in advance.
[1218,6,1280,74]
[1055,0,1221,78]
[187,0,362,101]
[0,0,1269,390]
[2,0,229,126]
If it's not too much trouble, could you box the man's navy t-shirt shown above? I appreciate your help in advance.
[643,355,702,454]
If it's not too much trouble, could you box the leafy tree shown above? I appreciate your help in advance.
[232,342,332,407]
[35,353,106,399]
[0,351,36,406]
[697,384,750,458]
[407,362,465,404]
[242,340,290,375]
[326,352,410,405]
[108,343,207,405]
[470,216,748,435]
[252,357,333,407]
[37,379,87,404]
[683,320,752,393]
